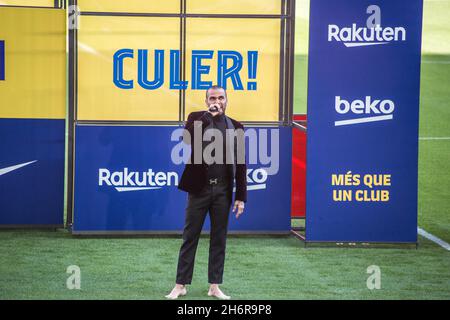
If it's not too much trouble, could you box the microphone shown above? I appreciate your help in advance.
[208,104,219,113]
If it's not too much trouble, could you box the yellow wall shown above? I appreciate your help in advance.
[77,16,180,121]
[77,0,179,13]
[0,0,55,7]
[187,0,282,15]
[0,7,66,119]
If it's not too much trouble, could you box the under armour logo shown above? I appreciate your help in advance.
[209,178,218,185]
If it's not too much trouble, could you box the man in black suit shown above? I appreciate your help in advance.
[166,85,247,300]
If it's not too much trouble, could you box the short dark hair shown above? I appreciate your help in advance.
[206,85,227,99]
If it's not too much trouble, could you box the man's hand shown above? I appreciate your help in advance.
[232,200,245,219]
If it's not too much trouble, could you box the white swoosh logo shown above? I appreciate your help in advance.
[0,160,37,176]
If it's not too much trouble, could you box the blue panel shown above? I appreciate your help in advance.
[73,125,291,232]
[306,0,423,242]
[0,119,65,225]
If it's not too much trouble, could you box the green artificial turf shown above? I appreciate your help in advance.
[418,1,450,242]
[0,230,449,300]
[418,138,450,243]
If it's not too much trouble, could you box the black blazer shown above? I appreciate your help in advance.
[177,111,247,203]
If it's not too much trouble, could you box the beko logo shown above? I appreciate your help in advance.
[247,168,268,191]
[328,5,406,47]
[334,96,395,126]
[233,168,269,192]
[98,168,179,192]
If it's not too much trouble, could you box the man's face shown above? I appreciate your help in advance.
[205,88,227,114]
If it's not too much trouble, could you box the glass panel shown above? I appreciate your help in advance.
[77,0,180,14]
[0,7,65,119]
[185,18,281,122]
[187,0,282,15]
[77,16,180,121]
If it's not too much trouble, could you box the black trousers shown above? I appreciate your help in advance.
[176,179,232,285]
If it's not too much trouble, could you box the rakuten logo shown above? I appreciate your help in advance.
[328,5,406,48]
[334,96,395,126]
[98,168,179,192]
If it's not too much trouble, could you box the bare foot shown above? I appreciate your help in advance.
[208,286,230,300]
[165,285,187,299]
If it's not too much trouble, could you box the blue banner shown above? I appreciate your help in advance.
[306,0,423,242]
[0,119,65,226]
[73,125,291,233]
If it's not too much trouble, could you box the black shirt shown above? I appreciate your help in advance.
[203,113,229,181]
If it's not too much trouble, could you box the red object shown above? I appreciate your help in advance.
[291,115,307,218]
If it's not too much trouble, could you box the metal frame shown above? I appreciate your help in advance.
[69,1,295,123]
[286,0,296,125]
[66,0,76,228]
[278,0,286,124]
[292,120,306,132]
[66,0,296,234]
[179,0,186,122]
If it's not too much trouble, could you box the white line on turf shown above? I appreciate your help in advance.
[419,137,450,140]
[422,60,450,64]
[418,228,450,251]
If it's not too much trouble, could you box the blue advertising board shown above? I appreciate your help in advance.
[0,119,65,226]
[73,125,291,233]
[306,0,423,242]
